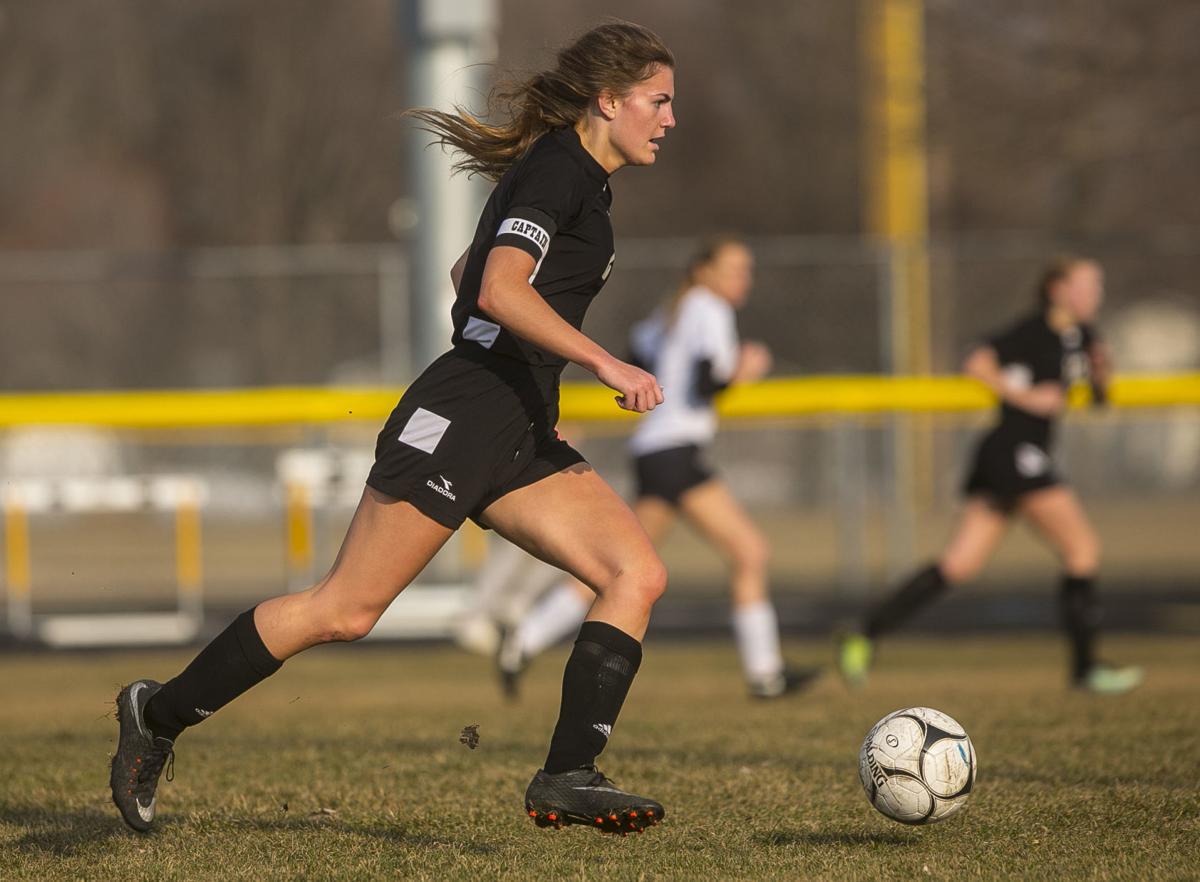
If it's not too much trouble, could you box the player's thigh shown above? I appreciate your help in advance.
[1018,486,1099,564]
[312,486,454,614]
[677,479,768,569]
[632,495,677,544]
[478,463,664,596]
[939,497,1009,584]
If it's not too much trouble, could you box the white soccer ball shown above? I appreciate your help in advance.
[858,706,976,825]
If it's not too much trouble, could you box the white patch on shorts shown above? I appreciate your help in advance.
[463,315,501,349]
[399,407,451,454]
[1014,442,1049,478]
[1002,363,1033,391]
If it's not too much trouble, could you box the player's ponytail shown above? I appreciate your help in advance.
[405,22,674,182]
[666,235,748,325]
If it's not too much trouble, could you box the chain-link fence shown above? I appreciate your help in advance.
[2,238,1199,641]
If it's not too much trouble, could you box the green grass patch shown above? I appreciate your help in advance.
[1,635,1197,880]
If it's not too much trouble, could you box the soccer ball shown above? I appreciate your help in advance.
[858,706,976,825]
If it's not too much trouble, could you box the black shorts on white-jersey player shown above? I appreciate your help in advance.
[367,346,585,529]
[633,443,715,505]
[962,311,1097,511]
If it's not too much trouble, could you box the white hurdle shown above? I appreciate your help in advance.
[2,475,208,648]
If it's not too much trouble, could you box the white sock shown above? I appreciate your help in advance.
[516,580,592,658]
[732,600,784,682]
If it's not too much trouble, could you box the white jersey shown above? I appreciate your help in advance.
[629,286,739,456]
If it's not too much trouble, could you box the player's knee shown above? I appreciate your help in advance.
[938,555,980,586]
[643,559,672,607]
[1064,534,1101,576]
[732,532,770,575]
[625,554,668,608]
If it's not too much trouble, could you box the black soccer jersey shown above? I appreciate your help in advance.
[451,126,616,370]
[985,311,1097,445]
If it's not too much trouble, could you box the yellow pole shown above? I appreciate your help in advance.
[863,0,932,572]
[286,482,314,591]
[174,481,204,617]
[460,520,488,570]
[3,489,34,638]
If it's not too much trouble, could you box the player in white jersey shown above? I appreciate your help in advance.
[501,236,817,698]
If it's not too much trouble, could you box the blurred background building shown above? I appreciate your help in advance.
[1,1,1198,644]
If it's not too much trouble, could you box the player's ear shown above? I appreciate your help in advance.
[596,90,620,121]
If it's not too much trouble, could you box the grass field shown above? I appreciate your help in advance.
[2,635,1198,881]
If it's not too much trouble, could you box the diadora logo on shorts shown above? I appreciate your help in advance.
[592,722,612,739]
[426,475,457,501]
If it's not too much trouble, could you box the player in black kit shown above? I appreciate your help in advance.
[837,257,1143,694]
[110,22,676,836]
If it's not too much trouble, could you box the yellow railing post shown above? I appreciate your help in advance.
[3,486,34,639]
[286,482,314,592]
[174,479,204,619]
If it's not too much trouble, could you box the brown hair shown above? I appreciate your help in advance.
[665,235,748,324]
[405,22,674,182]
[1036,254,1094,307]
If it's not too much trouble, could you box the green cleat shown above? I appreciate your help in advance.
[1077,664,1144,695]
[836,632,873,688]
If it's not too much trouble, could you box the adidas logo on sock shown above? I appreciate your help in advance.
[194,708,214,718]
[592,722,612,738]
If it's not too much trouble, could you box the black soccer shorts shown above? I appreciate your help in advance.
[962,426,1062,513]
[366,346,585,529]
[632,444,717,506]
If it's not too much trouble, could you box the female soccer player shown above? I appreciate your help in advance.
[110,22,676,836]
[836,256,1143,694]
[499,237,817,698]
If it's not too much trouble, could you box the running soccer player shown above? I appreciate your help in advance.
[110,22,676,836]
[837,256,1143,694]
[500,236,818,698]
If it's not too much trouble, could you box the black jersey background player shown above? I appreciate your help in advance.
[110,22,677,836]
[837,256,1143,694]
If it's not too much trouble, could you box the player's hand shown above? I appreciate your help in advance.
[1018,382,1066,417]
[737,341,773,382]
[597,356,664,413]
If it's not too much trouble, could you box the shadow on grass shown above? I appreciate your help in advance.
[755,829,916,848]
[0,803,500,858]
[0,803,155,857]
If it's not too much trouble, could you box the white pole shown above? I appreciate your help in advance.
[403,0,497,373]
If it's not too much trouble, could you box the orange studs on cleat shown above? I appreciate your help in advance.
[529,810,537,817]
[629,811,638,818]
[609,813,618,821]
[547,813,557,822]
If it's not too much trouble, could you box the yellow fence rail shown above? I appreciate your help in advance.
[0,374,1198,429]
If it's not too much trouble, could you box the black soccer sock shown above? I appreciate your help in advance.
[864,563,949,639]
[543,621,642,775]
[144,607,282,741]
[1059,574,1099,682]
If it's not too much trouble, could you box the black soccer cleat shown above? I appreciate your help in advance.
[110,679,176,833]
[524,766,664,835]
[748,665,823,699]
